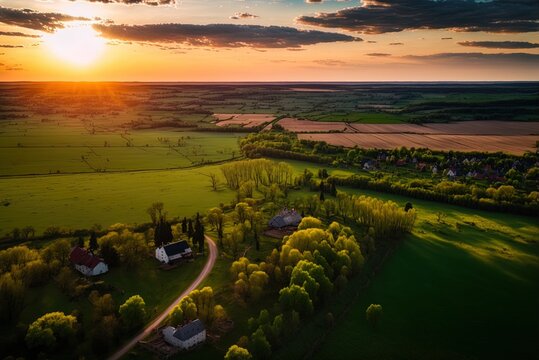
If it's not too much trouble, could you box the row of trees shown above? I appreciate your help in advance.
[331,174,539,216]
[221,159,295,195]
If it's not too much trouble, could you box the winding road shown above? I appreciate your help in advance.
[108,235,218,360]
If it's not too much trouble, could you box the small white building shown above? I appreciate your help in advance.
[162,319,206,350]
[69,247,108,276]
[155,240,192,264]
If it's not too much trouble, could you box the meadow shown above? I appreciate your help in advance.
[296,187,539,360]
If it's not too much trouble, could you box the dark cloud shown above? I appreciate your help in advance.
[459,41,539,49]
[93,23,361,48]
[404,52,539,66]
[230,13,259,20]
[0,6,89,32]
[69,0,174,5]
[0,31,40,38]
[367,40,377,43]
[441,37,452,40]
[366,52,391,57]
[297,0,539,34]
[389,42,403,45]
[0,44,23,48]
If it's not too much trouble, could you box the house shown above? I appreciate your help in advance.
[69,247,108,276]
[162,319,206,350]
[268,208,302,229]
[447,169,457,179]
[155,240,192,264]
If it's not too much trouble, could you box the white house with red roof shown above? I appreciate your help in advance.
[69,247,108,276]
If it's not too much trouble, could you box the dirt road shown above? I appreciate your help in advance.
[108,235,218,360]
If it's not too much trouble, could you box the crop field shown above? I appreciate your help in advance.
[278,118,539,135]
[213,113,275,128]
[306,187,539,360]
[298,133,538,154]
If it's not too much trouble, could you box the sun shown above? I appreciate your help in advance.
[44,26,105,66]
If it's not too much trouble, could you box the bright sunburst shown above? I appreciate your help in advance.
[44,26,105,66]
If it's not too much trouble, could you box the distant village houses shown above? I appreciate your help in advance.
[69,247,108,276]
[162,319,206,350]
[155,240,192,264]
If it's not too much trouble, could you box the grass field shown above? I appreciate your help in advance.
[0,164,237,234]
[303,187,539,360]
[0,118,242,176]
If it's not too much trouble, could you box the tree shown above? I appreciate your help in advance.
[225,345,252,360]
[169,305,184,327]
[41,239,72,266]
[194,213,205,254]
[278,284,313,318]
[250,327,271,359]
[146,202,164,225]
[181,217,188,233]
[251,211,264,251]
[330,180,337,197]
[366,304,383,329]
[21,226,35,240]
[404,202,413,212]
[207,207,225,248]
[119,295,146,331]
[207,172,220,191]
[89,231,98,251]
[0,273,25,323]
[154,217,173,247]
[187,218,194,239]
[25,312,77,350]
[77,236,84,248]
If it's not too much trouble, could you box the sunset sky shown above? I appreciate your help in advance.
[0,0,538,81]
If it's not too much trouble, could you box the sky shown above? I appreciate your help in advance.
[0,0,538,81]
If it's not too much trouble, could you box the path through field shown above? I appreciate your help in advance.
[108,235,218,360]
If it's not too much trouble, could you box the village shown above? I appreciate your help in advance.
[65,206,303,358]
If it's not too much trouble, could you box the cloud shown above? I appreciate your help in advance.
[313,59,349,66]
[69,0,174,5]
[296,0,539,34]
[366,52,390,57]
[404,52,539,66]
[441,37,452,40]
[459,41,539,49]
[0,31,40,38]
[0,44,23,48]
[230,13,259,20]
[389,42,403,45]
[0,6,89,32]
[93,23,361,48]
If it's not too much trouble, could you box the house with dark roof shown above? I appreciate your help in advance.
[69,247,108,276]
[162,319,206,349]
[268,208,302,229]
[155,240,192,264]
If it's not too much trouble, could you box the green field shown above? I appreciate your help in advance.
[0,118,242,176]
[0,164,239,234]
[304,187,539,360]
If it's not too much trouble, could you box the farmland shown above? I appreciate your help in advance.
[298,133,538,154]
[0,83,538,360]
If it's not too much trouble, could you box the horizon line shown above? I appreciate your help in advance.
[1,80,539,84]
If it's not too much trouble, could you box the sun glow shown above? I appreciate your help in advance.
[44,26,105,66]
